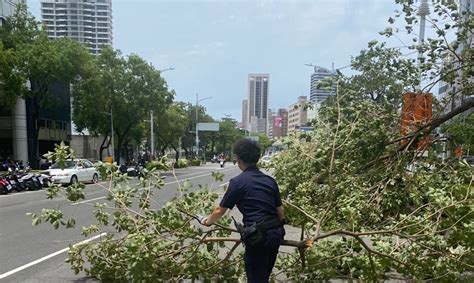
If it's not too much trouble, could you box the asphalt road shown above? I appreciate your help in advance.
[0,163,241,282]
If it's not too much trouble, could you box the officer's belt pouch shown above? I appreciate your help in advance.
[240,222,264,247]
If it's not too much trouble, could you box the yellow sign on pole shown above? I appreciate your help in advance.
[401,92,433,150]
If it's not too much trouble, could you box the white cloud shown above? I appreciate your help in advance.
[184,41,226,57]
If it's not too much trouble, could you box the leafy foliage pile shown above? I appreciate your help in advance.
[272,93,472,280]
[31,143,244,281]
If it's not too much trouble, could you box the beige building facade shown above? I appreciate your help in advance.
[287,96,308,134]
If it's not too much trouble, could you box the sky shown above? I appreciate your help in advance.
[27,0,403,122]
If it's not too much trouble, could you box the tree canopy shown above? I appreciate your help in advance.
[72,47,174,162]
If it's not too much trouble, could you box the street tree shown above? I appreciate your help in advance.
[180,103,214,158]
[214,117,243,157]
[442,112,474,154]
[348,40,419,108]
[0,43,26,108]
[72,47,174,163]
[154,102,189,161]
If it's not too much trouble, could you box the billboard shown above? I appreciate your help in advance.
[274,116,283,128]
[197,123,220,131]
[401,92,433,150]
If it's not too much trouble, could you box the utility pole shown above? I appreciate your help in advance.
[195,93,212,158]
[110,108,115,162]
[195,93,199,158]
[150,110,154,159]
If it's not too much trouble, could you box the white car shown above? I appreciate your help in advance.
[47,159,99,185]
[260,155,272,165]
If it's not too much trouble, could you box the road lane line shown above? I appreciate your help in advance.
[0,232,107,279]
[0,181,109,198]
[72,167,238,206]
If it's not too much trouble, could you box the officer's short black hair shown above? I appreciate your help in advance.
[233,138,261,164]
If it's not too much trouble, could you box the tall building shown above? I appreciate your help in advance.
[267,108,288,139]
[241,99,248,129]
[1,0,25,25]
[438,0,473,114]
[310,66,336,103]
[247,73,269,134]
[41,0,113,55]
[287,96,308,134]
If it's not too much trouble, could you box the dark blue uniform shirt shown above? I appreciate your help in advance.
[220,165,282,225]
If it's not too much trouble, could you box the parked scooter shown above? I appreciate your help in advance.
[39,173,50,188]
[7,168,26,192]
[20,173,41,190]
[0,175,13,194]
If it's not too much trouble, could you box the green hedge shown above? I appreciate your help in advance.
[146,160,170,171]
[190,159,201,166]
[174,159,189,168]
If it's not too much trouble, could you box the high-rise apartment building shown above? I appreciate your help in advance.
[1,0,25,25]
[310,66,336,103]
[241,99,248,129]
[247,73,269,134]
[438,0,473,115]
[41,0,113,55]
[287,96,308,134]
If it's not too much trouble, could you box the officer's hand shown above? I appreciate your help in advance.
[197,215,209,226]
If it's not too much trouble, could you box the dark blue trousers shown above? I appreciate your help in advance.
[243,226,285,283]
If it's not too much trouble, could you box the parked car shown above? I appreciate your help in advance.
[46,159,99,185]
[462,155,474,166]
[260,155,272,165]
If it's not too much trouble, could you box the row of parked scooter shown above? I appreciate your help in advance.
[0,164,50,195]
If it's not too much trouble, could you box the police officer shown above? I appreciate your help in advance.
[201,138,285,283]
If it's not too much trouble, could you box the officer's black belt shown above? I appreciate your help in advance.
[250,218,285,231]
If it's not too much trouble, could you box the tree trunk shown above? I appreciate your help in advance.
[99,134,111,161]
[115,123,132,165]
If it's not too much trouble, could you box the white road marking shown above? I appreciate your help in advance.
[0,232,107,279]
[0,181,109,198]
[72,167,237,206]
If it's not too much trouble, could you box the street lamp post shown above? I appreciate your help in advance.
[158,67,175,73]
[149,67,174,159]
[150,110,154,159]
[111,108,114,162]
[195,93,212,158]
